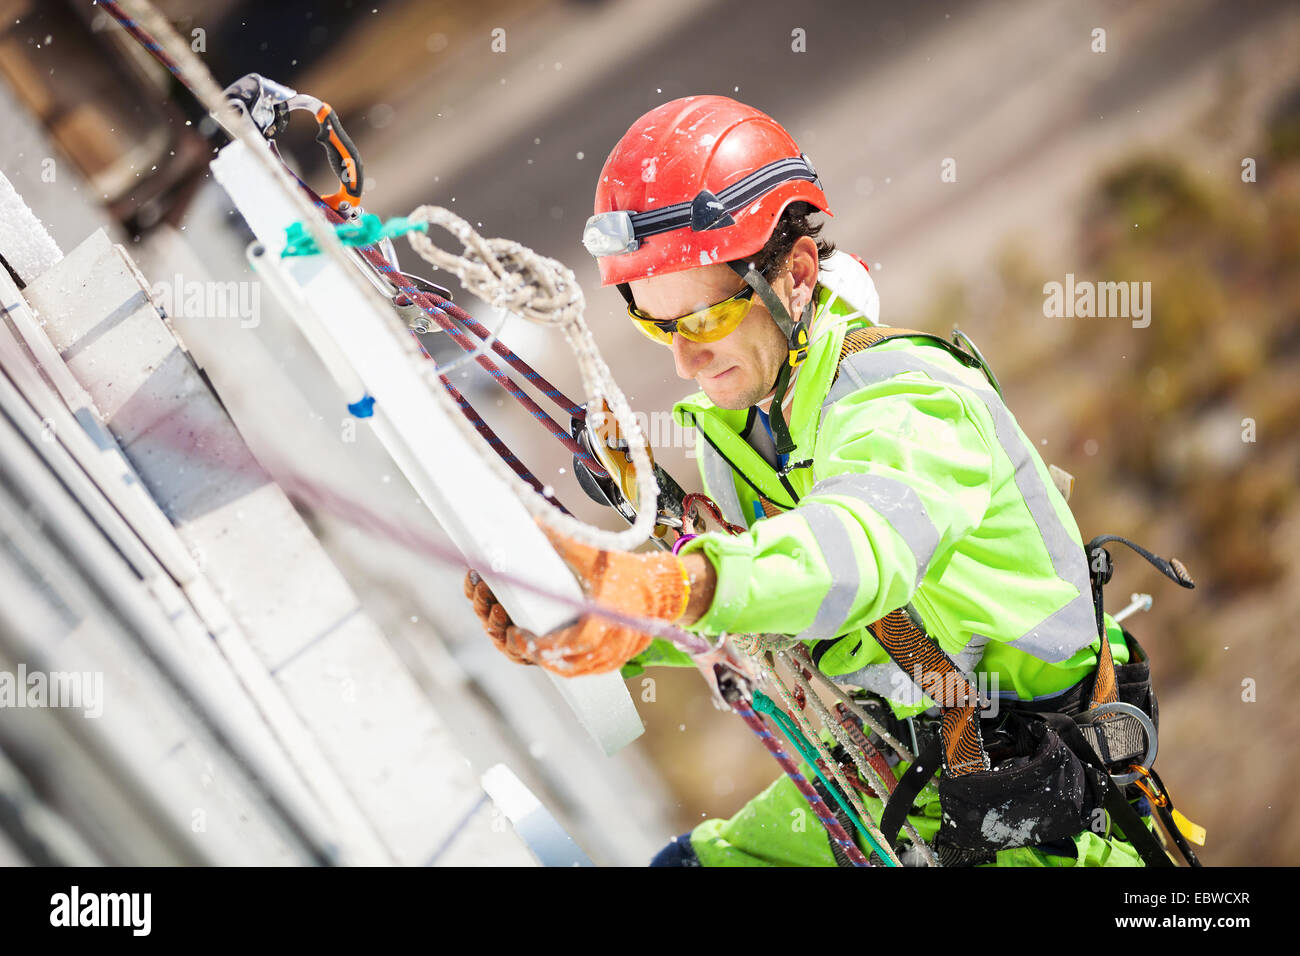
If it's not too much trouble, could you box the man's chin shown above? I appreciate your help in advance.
[701,380,758,410]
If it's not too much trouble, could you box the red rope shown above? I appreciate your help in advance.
[350,242,605,476]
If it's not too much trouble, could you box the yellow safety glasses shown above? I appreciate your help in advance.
[628,285,756,346]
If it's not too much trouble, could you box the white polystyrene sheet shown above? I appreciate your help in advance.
[0,170,63,282]
[210,140,643,754]
[481,763,592,867]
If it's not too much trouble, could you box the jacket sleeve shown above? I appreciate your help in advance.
[677,367,996,646]
[619,636,696,677]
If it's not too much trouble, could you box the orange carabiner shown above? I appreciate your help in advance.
[1128,763,1169,807]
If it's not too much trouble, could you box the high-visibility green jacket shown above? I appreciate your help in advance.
[625,252,1128,715]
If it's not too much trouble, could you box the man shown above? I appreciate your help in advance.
[465,95,1156,867]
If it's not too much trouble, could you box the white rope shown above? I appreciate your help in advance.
[729,632,802,655]
[404,206,660,552]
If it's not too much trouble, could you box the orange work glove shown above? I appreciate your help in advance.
[462,525,690,676]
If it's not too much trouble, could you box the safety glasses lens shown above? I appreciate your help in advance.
[631,316,673,345]
[678,297,752,342]
[626,287,754,346]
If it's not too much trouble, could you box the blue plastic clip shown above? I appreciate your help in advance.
[347,394,376,418]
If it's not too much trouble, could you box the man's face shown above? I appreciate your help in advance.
[628,263,790,409]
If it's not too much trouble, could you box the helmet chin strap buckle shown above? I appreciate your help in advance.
[788,323,809,368]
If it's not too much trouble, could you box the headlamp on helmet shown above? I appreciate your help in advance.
[582,211,639,257]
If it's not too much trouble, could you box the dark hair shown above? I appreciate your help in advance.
[744,201,836,279]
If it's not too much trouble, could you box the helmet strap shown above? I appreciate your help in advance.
[767,361,798,457]
[727,261,813,457]
[728,261,794,339]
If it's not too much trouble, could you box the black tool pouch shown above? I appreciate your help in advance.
[936,710,1105,853]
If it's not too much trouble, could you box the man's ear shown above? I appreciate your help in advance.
[789,235,820,308]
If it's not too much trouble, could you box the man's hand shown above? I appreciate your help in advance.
[461,524,716,676]
[464,569,535,666]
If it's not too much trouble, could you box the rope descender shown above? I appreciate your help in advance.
[223,72,365,216]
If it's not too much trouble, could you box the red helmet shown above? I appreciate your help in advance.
[583,95,832,287]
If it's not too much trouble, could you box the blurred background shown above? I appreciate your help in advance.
[1,0,1297,865]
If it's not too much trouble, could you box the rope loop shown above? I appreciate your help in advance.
[407,206,584,327]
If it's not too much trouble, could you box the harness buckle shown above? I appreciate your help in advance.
[1075,701,1157,785]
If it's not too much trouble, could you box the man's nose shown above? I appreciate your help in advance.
[672,334,711,380]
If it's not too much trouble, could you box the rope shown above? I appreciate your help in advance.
[399,205,663,551]
[691,505,931,860]
[97,1,182,77]
[729,632,802,655]
[437,373,569,513]
[751,689,895,866]
[730,696,871,867]
[282,213,428,257]
[757,660,900,866]
[276,165,597,503]
[290,182,603,474]
[99,1,653,553]
[285,168,588,420]
[389,297,575,514]
[681,492,747,535]
[270,467,720,657]
[97,0,384,327]
[780,652,937,865]
[343,228,605,475]
[788,644,919,765]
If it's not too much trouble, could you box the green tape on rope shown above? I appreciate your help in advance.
[752,689,898,866]
[282,213,429,257]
